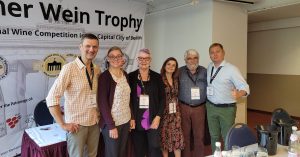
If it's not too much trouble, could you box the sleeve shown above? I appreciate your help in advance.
[128,72,136,120]
[231,66,250,95]
[97,72,116,129]
[156,74,166,118]
[46,65,71,107]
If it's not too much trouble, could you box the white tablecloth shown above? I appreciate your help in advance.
[25,123,66,147]
[206,143,288,157]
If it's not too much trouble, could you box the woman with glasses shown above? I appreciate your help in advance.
[97,46,134,157]
[129,48,165,157]
[160,57,184,157]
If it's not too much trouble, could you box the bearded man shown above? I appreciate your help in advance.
[178,49,207,157]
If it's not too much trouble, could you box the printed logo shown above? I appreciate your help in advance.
[0,56,8,80]
[122,53,130,70]
[6,114,21,129]
[42,53,66,77]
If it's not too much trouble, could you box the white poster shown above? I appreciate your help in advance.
[0,0,146,156]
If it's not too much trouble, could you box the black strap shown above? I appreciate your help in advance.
[79,57,94,90]
[186,67,198,85]
[210,66,222,84]
[138,71,150,95]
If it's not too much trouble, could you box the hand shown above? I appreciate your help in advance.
[150,116,160,129]
[109,128,118,139]
[232,88,239,99]
[130,120,136,130]
[232,88,247,100]
[61,123,80,133]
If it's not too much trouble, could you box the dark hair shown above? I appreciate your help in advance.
[209,43,224,52]
[80,33,99,44]
[105,46,123,69]
[160,57,179,82]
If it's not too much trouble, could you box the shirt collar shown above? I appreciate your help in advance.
[213,60,226,68]
[75,57,85,70]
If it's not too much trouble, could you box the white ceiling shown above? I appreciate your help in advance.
[132,0,300,23]
[245,0,300,23]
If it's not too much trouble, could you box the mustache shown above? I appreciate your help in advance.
[187,63,198,70]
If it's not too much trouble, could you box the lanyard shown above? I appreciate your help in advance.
[167,82,177,102]
[79,57,94,90]
[138,71,150,95]
[209,66,222,84]
[186,68,198,85]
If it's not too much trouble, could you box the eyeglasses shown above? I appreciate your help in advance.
[108,55,123,61]
[137,57,151,61]
[186,57,198,61]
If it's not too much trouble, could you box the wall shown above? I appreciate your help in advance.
[144,0,213,70]
[248,18,300,117]
[144,0,249,123]
[212,1,248,123]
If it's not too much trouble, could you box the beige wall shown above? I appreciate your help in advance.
[248,19,300,117]
[212,1,248,123]
[247,73,300,117]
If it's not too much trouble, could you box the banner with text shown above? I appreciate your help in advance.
[0,0,146,156]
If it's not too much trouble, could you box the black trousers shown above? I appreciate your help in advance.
[132,129,162,157]
[102,122,130,157]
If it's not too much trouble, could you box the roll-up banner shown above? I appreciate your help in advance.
[0,0,146,156]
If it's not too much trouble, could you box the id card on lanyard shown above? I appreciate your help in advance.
[191,87,200,100]
[79,57,96,108]
[138,71,150,109]
[186,69,201,100]
[139,95,149,109]
[89,94,97,107]
[168,102,176,114]
[207,66,222,96]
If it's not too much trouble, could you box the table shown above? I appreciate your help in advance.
[206,143,289,157]
[21,123,68,157]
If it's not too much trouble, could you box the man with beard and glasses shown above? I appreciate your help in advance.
[178,49,207,157]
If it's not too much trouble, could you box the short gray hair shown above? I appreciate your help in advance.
[184,49,199,60]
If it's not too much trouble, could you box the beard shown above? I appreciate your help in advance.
[187,63,198,71]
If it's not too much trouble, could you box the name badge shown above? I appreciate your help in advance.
[168,102,176,114]
[89,94,97,108]
[191,87,200,100]
[139,95,149,109]
[207,86,214,96]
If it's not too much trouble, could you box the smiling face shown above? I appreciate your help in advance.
[107,49,124,68]
[79,38,99,62]
[137,51,151,70]
[209,45,225,66]
[185,53,199,72]
[165,60,177,75]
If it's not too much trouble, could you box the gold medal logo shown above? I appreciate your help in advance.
[0,56,8,80]
[42,54,66,77]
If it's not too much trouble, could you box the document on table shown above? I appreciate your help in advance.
[25,123,66,147]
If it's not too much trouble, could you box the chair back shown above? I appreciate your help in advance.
[225,123,257,150]
[34,100,54,126]
[271,108,298,145]
[271,108,291,125]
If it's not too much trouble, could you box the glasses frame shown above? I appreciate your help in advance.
[137,57,151,62]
